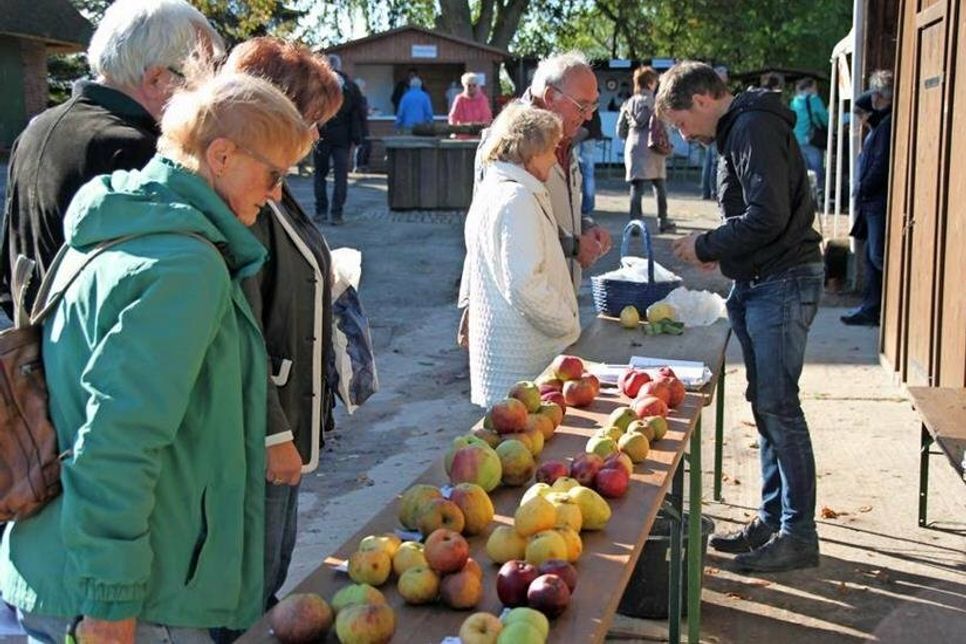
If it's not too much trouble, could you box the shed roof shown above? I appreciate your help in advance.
[325,25,509,58]
[0,0,93,52]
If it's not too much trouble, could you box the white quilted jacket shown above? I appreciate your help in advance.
[465,161,581,407]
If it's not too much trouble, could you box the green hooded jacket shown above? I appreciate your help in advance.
[0,155,269,630]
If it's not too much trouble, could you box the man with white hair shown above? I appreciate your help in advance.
[0,0,223,315]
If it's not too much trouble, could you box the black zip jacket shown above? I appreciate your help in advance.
[695,89,822,279]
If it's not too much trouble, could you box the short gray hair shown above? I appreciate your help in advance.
[480,103,562,165]
[530,51,592,95]
[88,0,224,88]
[869,69,893,100]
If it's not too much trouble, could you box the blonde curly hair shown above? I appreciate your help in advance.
[480,103,562,165]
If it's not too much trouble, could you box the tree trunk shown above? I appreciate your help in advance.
[488,0,530,50]
[437,0,475,40]
[474,0,496,43]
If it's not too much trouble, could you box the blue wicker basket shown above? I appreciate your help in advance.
[591,219,681,317]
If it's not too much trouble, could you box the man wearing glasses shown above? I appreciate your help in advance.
[0,0,223,317]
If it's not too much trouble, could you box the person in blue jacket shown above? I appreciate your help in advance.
[395,77,434,131]
[790,77,829,198]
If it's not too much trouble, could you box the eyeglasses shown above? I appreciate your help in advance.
[550,85,599,116]
[166,66,185,81]
[236,144,287,190]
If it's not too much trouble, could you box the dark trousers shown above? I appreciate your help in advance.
[701,143,718,199]
[858,211,885,318]
[353,141,371,171]
[264,480,301,609]
[629,178,668,223]
[313,141,349,219]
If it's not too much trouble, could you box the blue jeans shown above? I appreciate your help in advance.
[20,612,212,644]
[799,143,825,195]
[264,480,301,609]
[313,142,349,219]
[858,211,885,317]
[578,140,596,214]
[701,144,718,199]
[726,263,824,543]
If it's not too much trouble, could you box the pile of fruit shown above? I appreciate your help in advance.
[619,301,686,335]
[268,584,395,644]
[536,355,599,409]
[459,607,550,643]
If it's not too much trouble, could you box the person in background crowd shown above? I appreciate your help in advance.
[606,80,632,111]
[446,80,462,110]
[660,61,824,573]
[762,73,784,91]
[224,37,343,613]
[464,104,579,406]
[313,54,364,226]
[457,51,612,349]
[618,65,675,233]
[395,77,434,132]
[700,65,728,200]
[0,0,223,317]
[575,108,603,216]
[0,72,315,644]
[353,78,372,173]
[842,70,893,327]
[392,67,419,114]
[448,72,493,128]
[790,77,829,198]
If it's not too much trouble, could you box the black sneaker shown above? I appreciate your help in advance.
[659,219,677,233]
[734,532,820,573]
[840,311,879,326]
[709,517,776,554]
[330,214,345,226]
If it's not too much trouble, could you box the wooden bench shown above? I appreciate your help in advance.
[908,387,966,526]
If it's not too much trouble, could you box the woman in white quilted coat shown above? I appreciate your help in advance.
[464,104,581,407]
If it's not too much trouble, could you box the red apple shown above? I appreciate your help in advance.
[540,391,567,412]
[269,593,333,643]
[497,560,539,607]
[537,559,578,593]
[602,452,633,477]
[439,568,483,609]
[658,366,677,379]
[582,373,601,397]
[594,466,630,498]
[656,376,686,408]
[490,398,529,434]
[632,395,669,419]
[423,529,469,574]
[538,380,563,394]
[618,368,651,398]
[527,573,572,618]
[638,379,672,406]
[551,355,584,381]
[569,453,604,487]
[535,460,570,485]
[562,378,595,408]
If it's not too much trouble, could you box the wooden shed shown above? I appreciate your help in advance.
[0,0,92,150]
[880,0,965,387]
[324,26,509,173]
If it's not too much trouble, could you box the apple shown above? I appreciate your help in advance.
[471,425,503,448]
[358,533,401,559]
[334,603,395,644]
[330,583,386,615]
[594,466,630,498]
[626,418,656,442]
[497,622,544,644]
[618,431,650,463]
[537,378,563,394]
[534,460,569,485]
[657,375,686,408]
[602,451,634,477]
[643,415,669,441]
[537,401,564,428]
[569,453,604,487]
[486,525,528,563]
[523,418,548,454]
[606,406,638,433]
[527,413,555,443]
[397,484,441,530]
[501,607,550,639]
[527,573,572,618]
[459,612,503,644]
[348,549,391,586]
[508,381,542,413]
[585,435,618,458]
[632,395,669,419]
[397,564,439,605]
[525,530,569,566]
[496,439,536,486]
[540,390,568,412]
[551,525,583,562]
[537,559,578,592]
[496,560,539,607]
[391,541,427,576]
[562,378,595,408]
[423,528,469,574]
[445,434,491,475]
[546,492,583,533]
[618,368,651,398]
[514,495,557,537]
[521,482,552,504]
[594,425,624,442]
[415,497,465,535]
[550,354,584,381]
[549,476,580,493]
[450,444,503,492]
[568,485,612,530]
[269,593,333,643]
[582,373,601,397]
[490,398,529,433]
[440,568,483,609]
[638,379,672,405]
[450,482,494,536]
[658,366,678,379]
[463,557,483,581]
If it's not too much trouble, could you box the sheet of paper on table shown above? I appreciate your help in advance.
[591,357,712,389]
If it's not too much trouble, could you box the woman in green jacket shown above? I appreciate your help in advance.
[0,73,314,643]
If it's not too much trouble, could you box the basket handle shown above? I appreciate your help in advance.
[619,219,655,285]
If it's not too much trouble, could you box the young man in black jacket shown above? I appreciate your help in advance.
[0,0,222,318]
[658,61,825,573]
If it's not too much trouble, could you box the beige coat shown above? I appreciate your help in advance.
[617,90,667,181]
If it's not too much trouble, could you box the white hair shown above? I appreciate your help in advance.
[409,77,422,89]
[88,0,224,88]
[461,72,479,87]
[530,51,592,95]
[869,69,893,100]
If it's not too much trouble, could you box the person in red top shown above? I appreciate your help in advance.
[448,72,493,128]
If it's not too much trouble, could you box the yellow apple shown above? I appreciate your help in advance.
[553,526,583,562]
[459,612,503,644]
[485,525,527,564]
[348,549,392,586]
[525,530,569,566]
[568,485,612,530]
[550,476,580,493]
[391,541,427,576]
[358,533,402,559]
[514,495,557,537]
[450,482,495,536]
[397,564,440,605]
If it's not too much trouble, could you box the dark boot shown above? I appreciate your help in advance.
[659,219,677,233]
[709,517,776,554]
[734,532,820,573]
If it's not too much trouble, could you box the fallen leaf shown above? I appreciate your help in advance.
[732,478,741,485]
[749,441,759,449]
[858,505,873,513]
[722,475,730,482]
[740,420,756,427]
[820,506,840,519]
[726,592,747,600]
[705,567,720,575]
[836,582,849,594]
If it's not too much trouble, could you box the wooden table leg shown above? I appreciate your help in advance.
[668,460,685,643]
[714,367,725,501]
[688,415,703,643]
[919,423,931,527]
